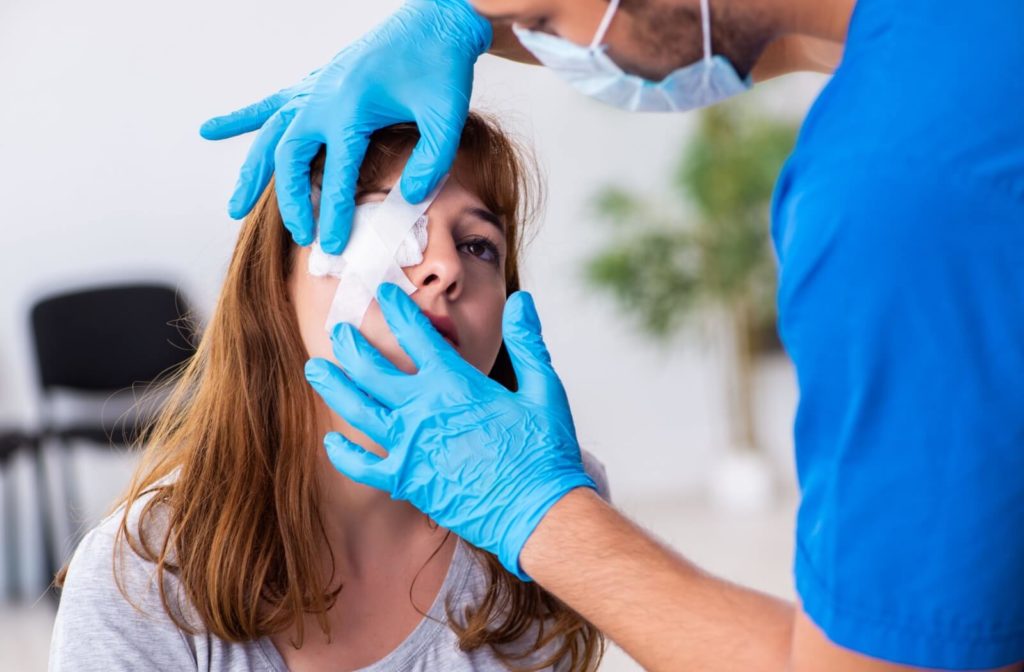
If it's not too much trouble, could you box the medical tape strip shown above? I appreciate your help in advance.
[319,176,448,331]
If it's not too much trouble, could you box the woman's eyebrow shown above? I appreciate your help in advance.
[464,206,505,234]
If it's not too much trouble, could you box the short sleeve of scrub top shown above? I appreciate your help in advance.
[772,0,1024,667]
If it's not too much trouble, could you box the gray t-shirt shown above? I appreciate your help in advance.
[49,453,608,671]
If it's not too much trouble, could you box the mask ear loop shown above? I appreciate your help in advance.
[700,0,714,87]
[589,0,621,49]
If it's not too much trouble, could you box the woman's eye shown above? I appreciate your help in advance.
[459,238,500,264]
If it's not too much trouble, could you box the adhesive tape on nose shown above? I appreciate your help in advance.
[309,176,447,331]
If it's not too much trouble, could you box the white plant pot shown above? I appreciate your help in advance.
[708,448,776,513]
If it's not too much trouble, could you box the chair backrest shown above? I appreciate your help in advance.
[30,283,198,394]
[0,430,30,466]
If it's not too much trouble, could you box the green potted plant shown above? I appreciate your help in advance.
[586,102,797,510]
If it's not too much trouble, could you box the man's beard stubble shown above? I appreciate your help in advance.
[618,0,769,79]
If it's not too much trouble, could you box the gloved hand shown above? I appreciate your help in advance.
[199,0,492,254]
[303,285,597,580]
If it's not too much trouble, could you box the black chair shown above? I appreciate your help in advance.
[0,430,32,601]
[28,282,198,590]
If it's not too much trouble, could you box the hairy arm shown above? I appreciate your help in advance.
[521,489,1022,672]
[488,22,540,64]
[750,35,845,81]
[521,488,793,670]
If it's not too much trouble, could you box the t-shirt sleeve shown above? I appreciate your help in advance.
[49,522,198,671]
[773,158,1024,668]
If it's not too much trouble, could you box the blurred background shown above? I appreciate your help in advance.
[0,0,829,669]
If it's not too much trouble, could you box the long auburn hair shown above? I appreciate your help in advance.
[57,113,603,670]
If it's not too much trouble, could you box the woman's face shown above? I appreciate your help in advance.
[289,163,509,385]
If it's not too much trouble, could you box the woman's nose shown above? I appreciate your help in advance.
[407,234,463,300]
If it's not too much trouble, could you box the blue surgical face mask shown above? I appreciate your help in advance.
[512,0,751,113]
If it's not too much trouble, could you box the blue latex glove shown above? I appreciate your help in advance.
[199,0,492,254]
[304,285,597,580]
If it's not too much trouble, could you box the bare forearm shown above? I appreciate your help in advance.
[750,35,844,81]
[520,488,795,671]
[487,22,540,64]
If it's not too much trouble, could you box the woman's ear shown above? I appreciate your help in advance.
[488,341,518,392]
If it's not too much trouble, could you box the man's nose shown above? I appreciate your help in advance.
[407,233,463,301]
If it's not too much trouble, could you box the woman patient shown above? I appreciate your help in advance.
[49,113,607,671]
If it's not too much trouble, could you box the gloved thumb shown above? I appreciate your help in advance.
[324,432,391,493]
[502,292,564,407]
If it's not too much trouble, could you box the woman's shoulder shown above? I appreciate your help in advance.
[72,485,175,579]
[65,487,168,581]
[52,489,279,671]
[50,490,201,670]
[58,486,181,616]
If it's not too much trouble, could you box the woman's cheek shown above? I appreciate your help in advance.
[290,257,340,361]
[289,246,410,372]
[486,297,507,371]
[358,301,418,375]
[462,290,507,374]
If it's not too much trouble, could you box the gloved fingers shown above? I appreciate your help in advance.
[502,292,564,406]
[400,102,468,203]
[274,125,322,247]
[376,283,458,371]
[304,358,390,445]
[323,432,391,492]
[317,130,372,254]
[226,107,291,220]
[330,322,410,408]
[199,89,292,141]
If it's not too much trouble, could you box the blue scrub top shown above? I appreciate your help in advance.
[772,0,1024,667]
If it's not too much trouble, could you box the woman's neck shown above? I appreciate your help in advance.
[268,406,458,664]
[314,406,451,582]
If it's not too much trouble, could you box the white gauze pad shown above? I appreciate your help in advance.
[308,176,448,331]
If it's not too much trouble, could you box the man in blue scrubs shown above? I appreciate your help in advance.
[202,0,1024,668]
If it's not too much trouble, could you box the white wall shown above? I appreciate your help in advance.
[0,0,827,508]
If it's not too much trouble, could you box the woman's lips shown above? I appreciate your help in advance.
[423,311,460,347]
